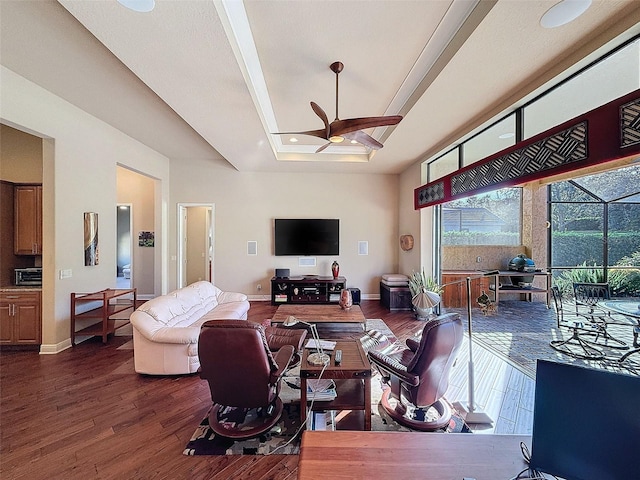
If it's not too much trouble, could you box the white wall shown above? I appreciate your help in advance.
[1,66,170,352]
[168,158,400,297]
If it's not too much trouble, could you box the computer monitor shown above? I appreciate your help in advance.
[530,360,640,480]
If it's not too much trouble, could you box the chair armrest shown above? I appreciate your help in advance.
[271,345,295,381]
[405,337,420,352]
[369,350,419,386]
[217,291,248,304]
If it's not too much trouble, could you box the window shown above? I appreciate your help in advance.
[442,187,522,246]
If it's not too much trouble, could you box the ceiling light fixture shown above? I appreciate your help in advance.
[117,0,155,13]
[289,137,298,143]
[540,0,591,28]
[329,135,344,143]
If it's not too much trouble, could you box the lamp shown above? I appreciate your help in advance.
[451,277,493,425]
[412,290,441,319]
[282,316,330,366]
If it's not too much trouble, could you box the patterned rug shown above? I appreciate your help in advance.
[184,319,469,455]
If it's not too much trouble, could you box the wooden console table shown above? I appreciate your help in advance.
[71,288,136,344]
[298,431,531,479]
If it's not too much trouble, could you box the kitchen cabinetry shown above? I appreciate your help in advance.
[0,290,41,345]
[441,272,490,308]
[14,184,42,255]
[71,288,136,344]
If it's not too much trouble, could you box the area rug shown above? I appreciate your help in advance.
[184,318,469,455]
[183,403,303,455]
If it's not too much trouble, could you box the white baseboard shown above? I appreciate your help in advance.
[40,338,72,354]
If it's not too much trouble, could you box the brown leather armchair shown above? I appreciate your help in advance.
[369,313,463,431]
[263,324,307,364]
[198,320,295,439]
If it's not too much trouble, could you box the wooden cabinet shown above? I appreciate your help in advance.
[0,291,42,345]
[271,277,346,305]
[71,288,136,345]
[14,185,42,255]
[441,272,490,308]
[380,283,412,311]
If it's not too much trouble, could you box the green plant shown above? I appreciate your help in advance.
[408,268,442,297]
[554,262,605,296]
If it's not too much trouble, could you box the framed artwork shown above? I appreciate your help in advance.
[84,212,99,266]
[138,231,154,247]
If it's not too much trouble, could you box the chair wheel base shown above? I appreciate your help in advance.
[209,398,283,439]
[380,387,452,431]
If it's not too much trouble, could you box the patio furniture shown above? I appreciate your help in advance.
[572,282,629,350]
[549,286,604,360]
[602,300,640,363]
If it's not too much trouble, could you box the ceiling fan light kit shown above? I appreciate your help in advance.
[274,61,402,153]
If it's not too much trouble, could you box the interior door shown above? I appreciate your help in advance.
[177,204,214,288]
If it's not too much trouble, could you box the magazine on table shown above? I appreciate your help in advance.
[304,339,337,351]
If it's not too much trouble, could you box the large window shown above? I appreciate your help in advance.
[442,187,522,246]
[424,37,640,183]
[549,165,640,296]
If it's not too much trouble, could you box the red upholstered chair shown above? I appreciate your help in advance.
[368,313,464,431]
[198,320,294,439]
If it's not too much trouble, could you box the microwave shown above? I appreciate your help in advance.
[15,268,42,286]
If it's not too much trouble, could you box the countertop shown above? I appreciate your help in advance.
[1,286,42,292]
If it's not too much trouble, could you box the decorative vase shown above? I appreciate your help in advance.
[331,261,339,279]
[339,289,352,310]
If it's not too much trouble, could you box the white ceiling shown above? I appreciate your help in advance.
[2,0,640,175]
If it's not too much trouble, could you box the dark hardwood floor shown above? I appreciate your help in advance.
[0,300,515,479]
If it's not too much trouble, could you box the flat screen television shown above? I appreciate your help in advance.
[274,219,339,256]
[529,360,640,480]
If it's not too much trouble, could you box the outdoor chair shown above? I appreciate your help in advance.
[549,286,604,360]
[368,313,463,431]
[572,282,628,350]
[198,320,294,439]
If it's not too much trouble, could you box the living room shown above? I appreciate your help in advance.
[2,1,640,478]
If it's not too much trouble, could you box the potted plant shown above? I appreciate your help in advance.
[408,268,443,319]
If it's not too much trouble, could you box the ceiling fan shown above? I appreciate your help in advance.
[274,61,403,153]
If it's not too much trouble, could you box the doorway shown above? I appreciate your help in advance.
[116,204,133,288]
[177,203,214,288]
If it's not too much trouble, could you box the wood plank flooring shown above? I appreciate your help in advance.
[0,300,534,479]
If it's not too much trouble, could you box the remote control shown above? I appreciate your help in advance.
[334,349,342,364]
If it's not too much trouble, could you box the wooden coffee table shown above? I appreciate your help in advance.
[299,339,372,431]
[271,304,366,333]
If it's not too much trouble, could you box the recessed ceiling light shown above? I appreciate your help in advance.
[350,140,358,144]
[117,0,155,13]
[499,132,515,139]
[540,0,591,29]
[289,137,298,143]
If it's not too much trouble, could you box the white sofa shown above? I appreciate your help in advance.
[130,281,250,375]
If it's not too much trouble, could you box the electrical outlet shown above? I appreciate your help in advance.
[256,284,262,291]
[476,256,482,263]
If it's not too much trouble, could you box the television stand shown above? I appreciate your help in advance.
[271,276,346,305]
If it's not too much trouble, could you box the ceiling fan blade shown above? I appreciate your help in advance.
[343,131,384,150]
[272,128,328,140]
[330,115,402,137]
[310,102,330,139]
[315,142,332,153]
